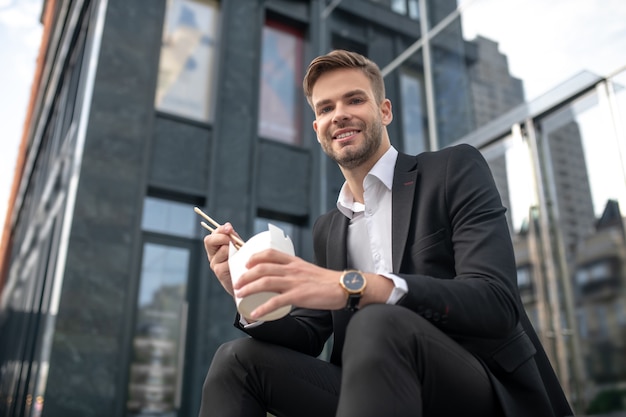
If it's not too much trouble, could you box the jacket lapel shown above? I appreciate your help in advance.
[392,153,419,273]
[327,210,349,270]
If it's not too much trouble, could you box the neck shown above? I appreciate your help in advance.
[340,143,390,204]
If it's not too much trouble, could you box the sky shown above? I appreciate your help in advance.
[1,0,626,244]
[0,0,42,243]
[460,0,626,100]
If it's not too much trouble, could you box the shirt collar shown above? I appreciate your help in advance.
[337,146,398,218]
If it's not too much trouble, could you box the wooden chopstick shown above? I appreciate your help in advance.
[194,207,245,249]
[200,221,215,233]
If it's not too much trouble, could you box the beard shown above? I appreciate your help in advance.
[321,116,384,169]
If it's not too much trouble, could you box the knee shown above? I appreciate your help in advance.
[344,305,408,354]
[203,337,255,394]
[209,337,256,372]
[346,304,407,340]
[343,305,431,369]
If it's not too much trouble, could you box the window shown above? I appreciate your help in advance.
[142,197,199,239]
[576,260,613,286]
[155,0,220,122]
[399,69,427,155]
[391,0,419,19]
[575,268,589,286]
[595,305,610,339]
[128,195,201,415]
[616,300,626,327]
[577,308,588,339]
[516,265,532,288]
[589,262,611,282]
[258,20,304,145]
[127,243,190,415]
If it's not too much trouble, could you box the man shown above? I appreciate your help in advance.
[199,50,573,417]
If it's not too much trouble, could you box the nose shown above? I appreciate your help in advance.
[332,103,351,124]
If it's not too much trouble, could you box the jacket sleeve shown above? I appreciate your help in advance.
[234,307,333,358]
[397,144,521,339]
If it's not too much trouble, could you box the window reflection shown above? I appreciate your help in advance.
[155,0,220,122]
[430,17,475,147]
[505,131,537,232]
[609,72,626,142]
[399,69,427,154]
[142,197,197,238]
[258,21,303,145]
[127,243,189,416]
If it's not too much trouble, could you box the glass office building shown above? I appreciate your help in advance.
[1,0,625,416]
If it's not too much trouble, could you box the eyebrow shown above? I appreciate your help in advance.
[314,89,368,111]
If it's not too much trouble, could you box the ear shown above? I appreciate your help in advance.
[312,120,321,143]
[380,99,393,126]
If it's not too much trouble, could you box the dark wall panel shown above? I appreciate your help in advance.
[256,141,311,219]
[150,117,211,194]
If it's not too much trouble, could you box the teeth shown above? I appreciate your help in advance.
[336,131,358,139]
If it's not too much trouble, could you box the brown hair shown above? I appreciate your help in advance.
[303,50,386,109]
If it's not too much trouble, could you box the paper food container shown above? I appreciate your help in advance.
[228,224,294,321]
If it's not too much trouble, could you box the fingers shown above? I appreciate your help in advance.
[234,251,293,291]
[204,223,236,259]
[245,248,291,269]
[234,273,285,296]
[203,223,238,296]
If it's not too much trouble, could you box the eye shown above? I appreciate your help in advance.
[350,97,365,104]
[318,106,332,115]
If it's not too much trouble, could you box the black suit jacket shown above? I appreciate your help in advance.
[240,144,573,417]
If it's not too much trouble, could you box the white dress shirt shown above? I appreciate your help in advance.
[336,146,408,304]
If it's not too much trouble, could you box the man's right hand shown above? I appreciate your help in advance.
[203,223,241,297]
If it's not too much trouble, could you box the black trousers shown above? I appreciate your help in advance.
[198,304,503,417]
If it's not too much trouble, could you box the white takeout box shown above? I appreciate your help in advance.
[228,224,294,321]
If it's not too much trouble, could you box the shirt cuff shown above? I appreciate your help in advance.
[380,273,408,304]
[239,315,265,328]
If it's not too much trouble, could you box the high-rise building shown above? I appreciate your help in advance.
[467,35,525,128]
[465,35,526,232]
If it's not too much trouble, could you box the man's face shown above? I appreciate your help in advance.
[311,68,392,170]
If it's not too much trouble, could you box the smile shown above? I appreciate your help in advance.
[334,130,360,140]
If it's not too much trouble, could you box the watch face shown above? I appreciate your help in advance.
[342,271,365,292]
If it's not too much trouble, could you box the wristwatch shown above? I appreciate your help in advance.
[339,270,367,311]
